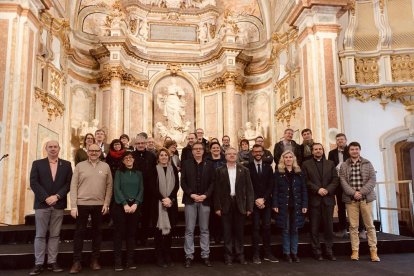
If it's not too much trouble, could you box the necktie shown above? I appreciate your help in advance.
[257,164,262,175]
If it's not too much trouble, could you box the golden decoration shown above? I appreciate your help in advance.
[342,85,414,109]
[167,64,182,75]
[34,87,65,122]
[275,97,303,124]
[199,71,244,91]
[277,77,289,106]
[97,64,148,89]
[391,54,414,82]
[355,57,379,84]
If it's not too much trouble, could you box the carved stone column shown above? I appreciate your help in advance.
[224,71,238,147]
[99,65,124,141]
[287,0,349,147]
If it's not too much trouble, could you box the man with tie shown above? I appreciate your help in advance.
[302,143,339,261]
[214,147,254,265]
[248,144,277,264]
[29,140,73,275]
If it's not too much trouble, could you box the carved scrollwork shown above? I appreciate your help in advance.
[97,65,148,89]
[35,87,65,121]
[275,97,302,124]
[199,71,244,91]
[391,55,414,82]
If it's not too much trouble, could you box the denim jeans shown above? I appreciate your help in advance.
[282,208,299,254]
[184,203,210,259]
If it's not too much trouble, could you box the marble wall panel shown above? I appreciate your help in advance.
[204,93,218,139]
[235,93,243,142]
[323,38,338,130]
[101,90,111,133]
[0,19,9,123]
[129,91,144,137]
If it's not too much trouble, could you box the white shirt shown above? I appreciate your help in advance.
[227,164,237,196]
[254,160,263,174]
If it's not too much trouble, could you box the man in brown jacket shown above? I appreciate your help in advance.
[339,141,380,262]
[69,143,113,273]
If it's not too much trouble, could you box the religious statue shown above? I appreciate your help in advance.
[138,19,148,40]
[243,119,265,148]
[199,22,209,43]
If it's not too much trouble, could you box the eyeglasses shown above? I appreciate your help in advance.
[192,148,203,151]
[88,150,101,153]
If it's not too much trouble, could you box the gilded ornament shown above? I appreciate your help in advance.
[275,97,302,124]
[355,57,379,84]
[34,87,65,121]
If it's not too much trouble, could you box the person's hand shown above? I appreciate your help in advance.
[102,205,109,215]
[124,204,131,213]
[45,195,58,206]
[302,208,307,214]
[246,211,251,216]
[198,195,207,202]
[273,208,279,213]
[71,208,78,219]
[255,198,265,208]
[162,197,172,208]
[130,204,138,213]
[354,191,362,200]
[318,188,328,196]
[216,210,221,216]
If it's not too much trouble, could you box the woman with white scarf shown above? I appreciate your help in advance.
[153,148,179,267]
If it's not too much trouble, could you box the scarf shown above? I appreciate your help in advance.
[156,164,175,235]
[303,139,313,157]
[109,149,125,159]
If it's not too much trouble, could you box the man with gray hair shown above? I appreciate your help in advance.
[29,141,73,275]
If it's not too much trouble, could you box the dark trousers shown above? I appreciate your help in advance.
[73,205,103,262]
[112,203,139,265]
[209,208,222,242]
[221,199,246,260]
[252,205,272,256]
[310,203,334,255]
[137,196,151,244]
[154,229,173,262]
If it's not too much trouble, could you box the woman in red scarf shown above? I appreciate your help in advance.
[106,139,126,178]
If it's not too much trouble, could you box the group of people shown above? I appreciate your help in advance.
[29,127,380,275]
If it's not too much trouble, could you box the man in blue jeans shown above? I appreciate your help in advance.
[248,144,278,264]
[29,140,73,275]
[180,142,215,268]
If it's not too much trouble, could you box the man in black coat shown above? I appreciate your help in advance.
[214,147,254,265]
[248,144,277,264]
[133,135,157,245]
[181,133,197,162]
[29,140,73,275]
[181,142,215,268]
[274,128,302,166]
[328,133,350,238]
[302,143,339,261]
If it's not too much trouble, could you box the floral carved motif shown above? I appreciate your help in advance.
[35,87,65,121]
[275,97,302,124]
[355,57,379,84]
[391,55,414,82]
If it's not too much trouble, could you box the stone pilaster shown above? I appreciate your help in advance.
[224,71,238,147]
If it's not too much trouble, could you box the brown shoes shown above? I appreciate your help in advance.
[370,249,381,262]
[350,250,359,261]
[69,262,81,274]
[90,259,101,270]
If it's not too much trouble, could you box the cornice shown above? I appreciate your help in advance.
[97,64,149,89]
[275,97,303,124]
[199,71,244,91]
[34,87,65,121]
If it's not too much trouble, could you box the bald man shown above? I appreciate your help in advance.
[30,141,73,275]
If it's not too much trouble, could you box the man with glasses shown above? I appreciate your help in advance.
[133,134,157,246]
[196,128,209,153]
[249,136,273,166]
[221,135,231,154]
[94,129,109,159]
[181,133,197,162]
[248,144,277,264]
[181,142,215,268]
[69,143,112,274]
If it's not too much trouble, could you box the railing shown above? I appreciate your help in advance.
[375,180,414,233]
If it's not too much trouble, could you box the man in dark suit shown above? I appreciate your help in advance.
[29,140,73,275]
[181,142,215,268]
[328,133,350,238]
[248,144,277,264]
[302,143,339,261]
[274,128,302,166]
[94,129,109,159]
[181,133,197,162]
[214,147,254,265]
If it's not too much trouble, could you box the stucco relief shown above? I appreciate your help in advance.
[217,0,261,18]
[82,12,109,36]
[153,76,195,146]
[248,92,270,143]
[80,0,117,10]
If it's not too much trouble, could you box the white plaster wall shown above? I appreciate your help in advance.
[342,96,407,233]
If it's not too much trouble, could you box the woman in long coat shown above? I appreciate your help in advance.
[273,150,308,263]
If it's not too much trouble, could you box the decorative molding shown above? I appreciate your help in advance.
[97,64,148,89]
[355,57,379,84]
[275,97,303,124]
[341,85,414,110]
[391,54,414,82]
[166,63,182,76]
[34,87,65,121]
[199,71,244,91]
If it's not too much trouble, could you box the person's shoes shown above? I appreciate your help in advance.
[47,263,63,272]
[29,265,43,275]
[370,249,380,262]
[202,257,212,267]
[351,250,359,261]
[263,254,279,263]
[359,231,367,239]
[313,254,323,261]
[283,254,292,263]
[334,229,348,238]
[252,255,261,264]
[224,258,233,266]
[114,265,124,272]
[69,262,82,274]
[325,254,337,261]
[90,259,101,270]
[127,264,137,270]
[184,258,192,268]
[238,256,248,265]
[291,254,300,263]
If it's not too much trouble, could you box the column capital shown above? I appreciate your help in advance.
[223,71,239,83]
